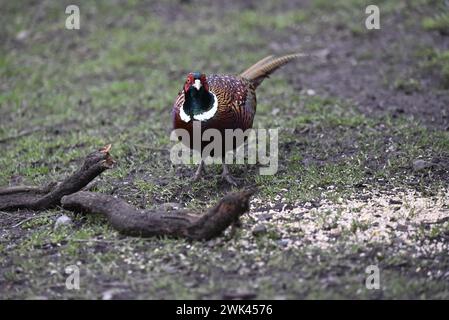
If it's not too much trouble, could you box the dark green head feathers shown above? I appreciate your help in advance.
[182,72,214,118]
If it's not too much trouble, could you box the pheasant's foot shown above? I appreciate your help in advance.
[193,161,206,182]
[221,164,239,187]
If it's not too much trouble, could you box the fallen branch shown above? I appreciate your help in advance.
[0,144,114,211]
[1,144,255,240]
[61,189,255,240]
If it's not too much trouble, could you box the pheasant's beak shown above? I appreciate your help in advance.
[192,79,202,90]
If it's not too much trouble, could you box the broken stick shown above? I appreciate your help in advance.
[0,144,114,211]
[61,189,255,240]
[1,144,255,240]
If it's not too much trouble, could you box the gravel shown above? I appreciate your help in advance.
[248,188,449,254]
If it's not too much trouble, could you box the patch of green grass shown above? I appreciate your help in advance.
[422,12,449,34]
[417,49,449,89]
[236,10,307,31]
[21,215,55,229]
[393,77,422,94]
[350,219,370,233]
[134,179,190,204]
[309,0,406,36]
[252,90,448,204]
[256,161,364,203]
[291,97,372,128]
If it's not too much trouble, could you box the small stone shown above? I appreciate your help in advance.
[54,215,72,229]
[310,200,321,208]
[323,223,336,231]
[330,229,341,237]
[238,267,251,275]
[277,239,290,247]
[256,213,273,221]
[412,159,433,171]
[252,224,267,236]
[101,289,122,300]
[206,238,221,247]
[16,30,29,41]
[306,89,316,96]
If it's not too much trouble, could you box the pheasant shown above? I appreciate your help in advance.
[172,54,301,185]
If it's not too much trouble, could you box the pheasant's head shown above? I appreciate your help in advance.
[184,72,209,93]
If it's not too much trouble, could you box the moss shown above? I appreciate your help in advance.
[393,78,422,94]
[422,13,449,34]
[237,10,307,31]
[418,49,449,89]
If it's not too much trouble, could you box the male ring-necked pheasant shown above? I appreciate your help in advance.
[172,54,301,185]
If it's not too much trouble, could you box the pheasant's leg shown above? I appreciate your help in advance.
[193,160,206,181]
[221,163,239,186]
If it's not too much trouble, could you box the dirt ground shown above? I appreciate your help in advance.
[1,0,449,299]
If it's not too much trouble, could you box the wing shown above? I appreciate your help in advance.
[172,90,186,128]
[208,75,256,131]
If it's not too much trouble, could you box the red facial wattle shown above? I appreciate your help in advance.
[184,74,194,92]
[184,73,209,92]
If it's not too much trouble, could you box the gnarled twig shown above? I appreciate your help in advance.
[61,189,255,240]
[1,144,255,240]
[0,144,114,211]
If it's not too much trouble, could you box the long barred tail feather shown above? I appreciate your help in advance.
[239,53,305,88]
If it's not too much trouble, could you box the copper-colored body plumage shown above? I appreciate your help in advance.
[173,75,256,151]
[173,54,300,147]
[171,54,301,184]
